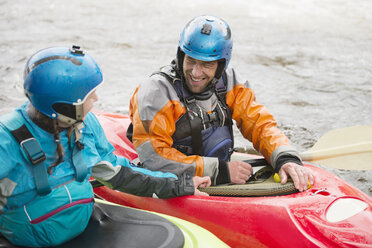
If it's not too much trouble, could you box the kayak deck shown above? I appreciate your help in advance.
[94,164,372,248]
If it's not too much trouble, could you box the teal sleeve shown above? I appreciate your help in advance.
[87,112,131,167]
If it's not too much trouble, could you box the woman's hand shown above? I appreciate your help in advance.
[192,176,211,196]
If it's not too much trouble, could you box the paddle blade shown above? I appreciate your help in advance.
[301,126,372,170]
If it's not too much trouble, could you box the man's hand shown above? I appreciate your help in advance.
[193,176,211,196]
[228,161,253,184]
[278,163,314,192]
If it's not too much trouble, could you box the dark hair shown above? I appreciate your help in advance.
[28,105,69,174]
[48,118,66,174]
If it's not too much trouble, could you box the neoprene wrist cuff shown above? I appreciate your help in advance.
[275,155,303,172]
[216,159,230,185]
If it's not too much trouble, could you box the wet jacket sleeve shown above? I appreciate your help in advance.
[224,68,302,170]
[95,164,195,198]
[88,113,195,198]
[129,74,221,184]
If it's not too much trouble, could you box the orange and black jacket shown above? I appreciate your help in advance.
[130,61,302,185]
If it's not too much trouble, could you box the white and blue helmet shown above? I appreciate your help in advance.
[23,46,103,124]
[177,15,233,79]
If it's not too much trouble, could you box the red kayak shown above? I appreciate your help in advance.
[93,111,372,248]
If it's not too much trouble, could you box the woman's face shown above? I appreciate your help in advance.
[83,90,98,117]
[57,90,99,128]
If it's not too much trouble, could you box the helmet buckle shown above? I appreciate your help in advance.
[185,96,196,104]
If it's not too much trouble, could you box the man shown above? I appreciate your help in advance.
[129,15,313,191]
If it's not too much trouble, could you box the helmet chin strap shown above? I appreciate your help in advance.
[56,104,85,141]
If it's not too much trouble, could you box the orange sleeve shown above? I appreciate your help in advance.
[225,84,290,160]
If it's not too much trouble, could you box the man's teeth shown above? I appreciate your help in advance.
[191,76,203,82]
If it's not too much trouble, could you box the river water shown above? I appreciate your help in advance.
[1,0,371,196]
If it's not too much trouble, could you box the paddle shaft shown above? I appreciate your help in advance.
[300,142,372,161]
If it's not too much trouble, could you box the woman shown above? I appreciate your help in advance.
[0,46,210,247]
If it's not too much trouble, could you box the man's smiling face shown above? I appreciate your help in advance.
[183,55,218,93]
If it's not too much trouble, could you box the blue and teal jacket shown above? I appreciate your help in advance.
[0,103,194,247]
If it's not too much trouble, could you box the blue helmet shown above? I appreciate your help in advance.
[177,15,233,78]
[23,46,103,122]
